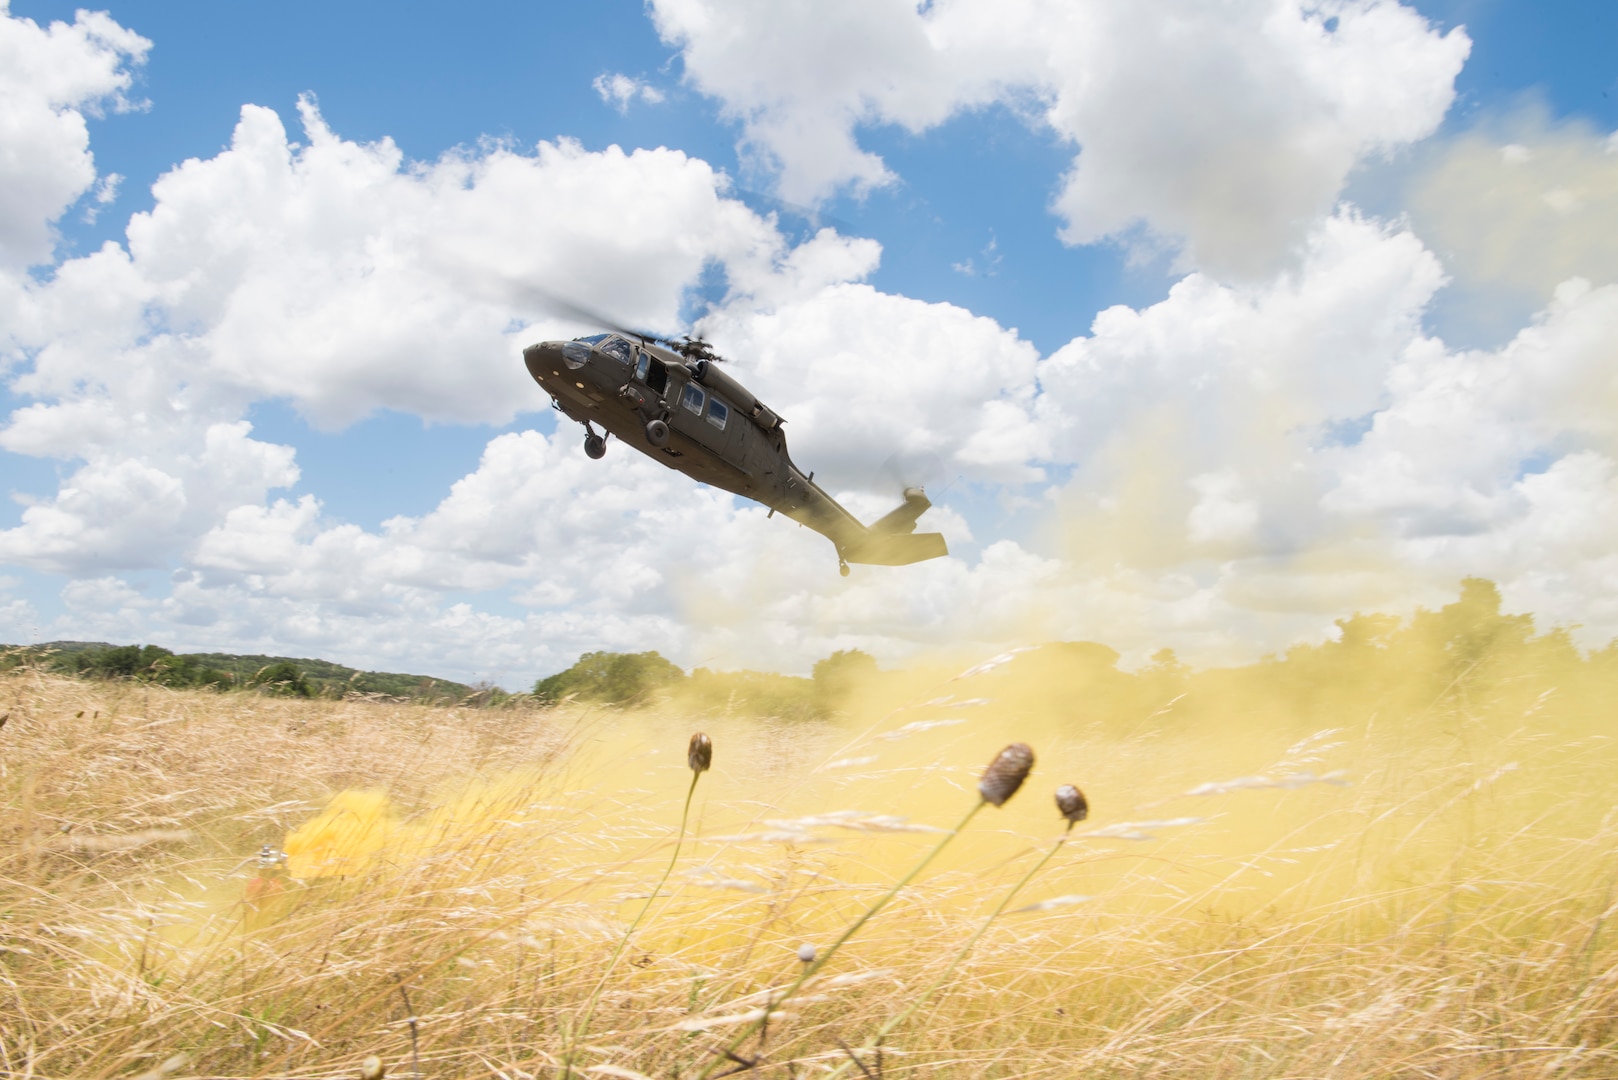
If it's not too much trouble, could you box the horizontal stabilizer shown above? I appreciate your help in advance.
[844,530,949,566]
[869,487,932,535]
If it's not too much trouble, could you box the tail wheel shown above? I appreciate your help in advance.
[838,559,850,577]
[584,434,607,459]
[645,418,670,449]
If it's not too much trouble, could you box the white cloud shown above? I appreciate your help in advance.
[1187,472,1260,547]
[0,1,149,268]
[53,96,778,429]
[0,96,803,581]
[89,210,1613,680]
[1037,210,1447,486]
[700,280,1046,493]
[593,72,666,113]
[652,0,1469,275]
[0,581,38,642]
[0,420,298,575]
[4,18,1617,685]
[1026,210,1618,656]
[12,187,1618,679]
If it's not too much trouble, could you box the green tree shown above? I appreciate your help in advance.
[80,644,148,678]
[812,649,879,710]
[251,661,314,697]
[533,651,685,706]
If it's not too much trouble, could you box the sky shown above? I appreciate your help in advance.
[1,0,1615,688]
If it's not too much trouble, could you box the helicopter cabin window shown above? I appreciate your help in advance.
[706,398,728,430]
[681,382,705,415]
[634,352,649,382]
[600,337,633,365]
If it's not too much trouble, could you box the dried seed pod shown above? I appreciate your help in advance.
[688,732,713,774]
[978,742,1035,807]
[1055,784,1089,823]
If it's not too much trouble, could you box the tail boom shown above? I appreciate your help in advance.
[780,479,949,568]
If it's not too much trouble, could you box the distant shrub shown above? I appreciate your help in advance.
[533,650,685,706]
[812,648,879,711]
[678,667,818,720]
[251,661,314,698]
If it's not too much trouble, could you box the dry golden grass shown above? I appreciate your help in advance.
[1,632,1614,1079]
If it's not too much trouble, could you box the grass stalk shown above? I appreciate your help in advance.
[826,819,1078,1079]
[693,796,987,1080]
[562,765,703,1079]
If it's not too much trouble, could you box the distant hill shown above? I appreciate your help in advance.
[2,640,480,703]
[177,651,476,700]
[27,639,119,655]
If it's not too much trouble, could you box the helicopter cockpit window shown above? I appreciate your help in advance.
[575,333,610,345]
[681,383,705,414]
[634,352,650,382]
[600,337,633,365]
[706,398,728,430]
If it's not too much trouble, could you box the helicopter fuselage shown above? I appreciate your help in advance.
[523,333,947,572]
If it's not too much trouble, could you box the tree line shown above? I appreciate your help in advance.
[0,641,476,702]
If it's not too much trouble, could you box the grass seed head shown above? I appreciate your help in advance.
[689,731,713,773]
[131,1054,187,1080]
[1056,783,1089,822]
[978,742,1035,807]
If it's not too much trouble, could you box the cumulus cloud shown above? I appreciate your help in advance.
[0,0,148,268]
[133,428,1077,681]
[5,5,1617,684]
[652,0,1469,276]
[0,421,299,574]
[593,72,666,113]
[31,205,1616,682]
[1031,211,1618,657]
[0,95,801,579]
[0,577,38,643]
[60,96,779,429]
[698,278,1046,494]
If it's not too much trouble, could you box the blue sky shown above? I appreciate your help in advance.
[2,0,1616,686]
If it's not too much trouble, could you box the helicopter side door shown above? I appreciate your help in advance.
[633,347,669,400]
[669,375,743,462]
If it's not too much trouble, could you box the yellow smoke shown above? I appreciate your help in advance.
[282,789,393,878]
[272,579,1616,969]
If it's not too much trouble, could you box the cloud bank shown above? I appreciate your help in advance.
[651,0,1470,277]
[1,1,1615,687]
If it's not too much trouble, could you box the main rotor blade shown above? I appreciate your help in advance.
[516,286,673,345]
[514,285,733,364]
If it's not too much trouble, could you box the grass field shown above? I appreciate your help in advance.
[2,594,1615,1078]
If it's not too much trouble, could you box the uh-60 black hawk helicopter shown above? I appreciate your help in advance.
[522,326,947,576]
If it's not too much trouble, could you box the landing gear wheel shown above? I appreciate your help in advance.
[645,418,670,449]
[584,433,607,460]
[838,559,850,577]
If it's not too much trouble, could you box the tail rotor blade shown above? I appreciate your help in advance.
[875,449,946,494]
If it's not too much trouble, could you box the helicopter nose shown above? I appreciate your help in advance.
[523,341,564,384]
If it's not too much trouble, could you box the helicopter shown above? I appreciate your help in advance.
[522,327,947,576]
